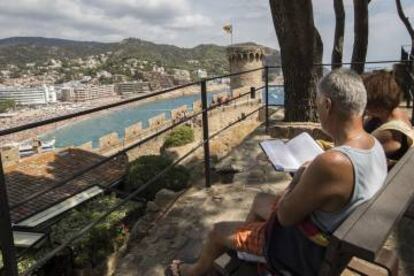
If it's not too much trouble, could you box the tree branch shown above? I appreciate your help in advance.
[396,0,414,38]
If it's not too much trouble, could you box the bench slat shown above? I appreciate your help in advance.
[333,148,414,260]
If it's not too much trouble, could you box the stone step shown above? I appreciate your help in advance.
[268,122,330,140]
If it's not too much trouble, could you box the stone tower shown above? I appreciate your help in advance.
[227,44,264,96]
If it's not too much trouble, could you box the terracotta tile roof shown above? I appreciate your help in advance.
[4,148,127,224]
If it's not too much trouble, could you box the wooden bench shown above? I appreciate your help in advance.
[215,147,414,275]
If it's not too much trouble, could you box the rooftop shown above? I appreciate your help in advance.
[5,148,127,226]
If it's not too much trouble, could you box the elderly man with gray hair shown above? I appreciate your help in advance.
[166,69,387,276]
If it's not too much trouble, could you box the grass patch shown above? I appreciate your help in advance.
[163,125,194,148]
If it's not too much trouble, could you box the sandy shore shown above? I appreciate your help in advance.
[0,83,229,145]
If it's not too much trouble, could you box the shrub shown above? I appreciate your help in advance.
[163,125,194,148]
[50,194,141,268]
[0,99,15,113]
[125,155,190,199]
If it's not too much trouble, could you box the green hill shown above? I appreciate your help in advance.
[0,37,280,77]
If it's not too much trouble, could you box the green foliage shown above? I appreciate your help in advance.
[99,76,113,85]
[0,37,235,76]
[50,194,141,268]
[0,37,281,83]
[163,125,195,148]
[125,155,190,199]
[0,99,15,113]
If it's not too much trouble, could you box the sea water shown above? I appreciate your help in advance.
[41,86,284,148]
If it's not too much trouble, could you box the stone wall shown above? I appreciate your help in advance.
[269,122,331,141]
[124,123,143,144]
[0,145,19,167]
[170,105,188,122]
[227,45,264,97]
[1,98,263,168]
[99,132,121,153]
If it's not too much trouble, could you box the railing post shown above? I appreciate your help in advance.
[265,66,270,133]
[410,57,414,110]
[0,154,18,276]
[250,87,256,99]
[412,96,414,126]
[200,80,211,188]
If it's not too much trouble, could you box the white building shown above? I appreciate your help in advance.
[195,69,208,79]
[0,85,57,105]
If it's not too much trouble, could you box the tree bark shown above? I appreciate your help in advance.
[332,0,345,69]
[351,0,369,74]
[269,0,323,122]
[396,0,414,58]
[396,0,414,108]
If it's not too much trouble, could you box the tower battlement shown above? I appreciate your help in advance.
[226,44,264,94]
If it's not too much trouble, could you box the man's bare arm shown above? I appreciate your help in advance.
[277,151,353,226]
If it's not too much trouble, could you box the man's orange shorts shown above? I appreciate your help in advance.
[233,221,267,256]
[232,201,278,256]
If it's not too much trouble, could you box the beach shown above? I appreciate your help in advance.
[0,83,228,145]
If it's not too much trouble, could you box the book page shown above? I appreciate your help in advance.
[260,140,299,171]
[286,132,323,166]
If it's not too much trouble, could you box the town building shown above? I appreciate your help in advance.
[61,84,115,102]
[172,69,191,84]
[0,85,57,105]
[194,69,208,79]
[115,82,151,98]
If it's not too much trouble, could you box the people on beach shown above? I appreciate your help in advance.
[362,70,414,168]
[165,69,388,276]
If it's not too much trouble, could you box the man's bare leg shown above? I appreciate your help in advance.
[171,194,280,275]
[178,221,244,276]
[245,192,281,223]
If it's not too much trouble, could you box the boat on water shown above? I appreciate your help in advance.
[18,139,56,157]
[40,139,55,151]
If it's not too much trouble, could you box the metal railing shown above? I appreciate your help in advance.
[0,66,271,275]
[0,58,412,275]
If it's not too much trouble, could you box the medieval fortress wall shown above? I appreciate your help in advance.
[227,44,264,97]
[1,98,264,167]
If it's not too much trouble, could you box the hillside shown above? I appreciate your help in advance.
[0,37,280,76]
[0,37,114,66]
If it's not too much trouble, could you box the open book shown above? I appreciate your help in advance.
[260,132,324,172]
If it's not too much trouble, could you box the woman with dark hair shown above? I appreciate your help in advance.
[363,70,414,168]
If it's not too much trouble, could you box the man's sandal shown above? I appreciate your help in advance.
[165,260,184,276]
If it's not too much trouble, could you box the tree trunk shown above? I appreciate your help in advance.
[332,0,345,69]
[269,0,323,122]
[396,0,414,59]
[351,0,369,74]
[396,0,414,108]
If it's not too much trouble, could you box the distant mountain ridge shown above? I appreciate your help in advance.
[0,37,280,76]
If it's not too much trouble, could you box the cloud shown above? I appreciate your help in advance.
[0,0,213,42]
[0,0,412,64]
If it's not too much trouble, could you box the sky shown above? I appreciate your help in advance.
[0,0,413,63]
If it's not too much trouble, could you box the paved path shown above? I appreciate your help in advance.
[114,124,414,276]
[114,125,290,275]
